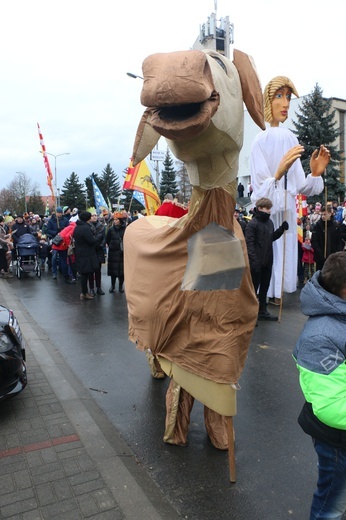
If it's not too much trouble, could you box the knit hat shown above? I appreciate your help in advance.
[113,211,124,219]
[56,207,63,213]
[78,211,91,222]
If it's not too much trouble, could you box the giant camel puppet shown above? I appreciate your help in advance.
[124,48,265,481]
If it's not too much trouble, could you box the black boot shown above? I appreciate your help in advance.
[258,309,278,321]
[109,286,115,293]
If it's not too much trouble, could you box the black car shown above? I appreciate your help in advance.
[0,305,27,399]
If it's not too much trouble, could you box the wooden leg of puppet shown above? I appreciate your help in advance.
[163,379,194,446]
[204,406,228,450]
[227,416,236,483]
[145,350,165,379]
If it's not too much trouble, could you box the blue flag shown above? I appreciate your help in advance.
[132,190,145,207]
[92,178,108,215]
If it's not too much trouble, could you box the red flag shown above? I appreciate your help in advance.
[123,160,160,215]
[37,123,55,203]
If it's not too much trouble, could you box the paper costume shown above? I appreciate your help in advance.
[124,49,265,457]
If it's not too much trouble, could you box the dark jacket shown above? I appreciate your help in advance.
[90,220,106,264]
[73,220,99,274]
[46,214,69,240]
[311,217,341,270]
[106,221,126,277]
[245,210,285,272]
[11,221,32,245]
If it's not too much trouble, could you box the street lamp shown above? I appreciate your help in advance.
[39,151,70,207]
[126,72,144,80]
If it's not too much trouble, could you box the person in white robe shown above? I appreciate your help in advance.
[250,76,330,300]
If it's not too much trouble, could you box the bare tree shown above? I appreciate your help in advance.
[0,173,40,215]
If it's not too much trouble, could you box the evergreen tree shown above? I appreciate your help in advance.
[60,172,86,210]
[85,173,103,210]
[100,163,121,206]
[159,148,178,201]
[292,84,345,203]
[175,160,192,203]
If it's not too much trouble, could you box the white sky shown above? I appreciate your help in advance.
[1,0,345,195]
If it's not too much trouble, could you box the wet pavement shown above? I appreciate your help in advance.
[0,267,317,519]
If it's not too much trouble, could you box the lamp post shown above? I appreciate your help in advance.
[40,151,70,207]
[126,72,144,80]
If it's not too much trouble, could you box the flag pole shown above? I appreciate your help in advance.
[324,169,328,260]
[128,192,135,213]
[278,172,288,323]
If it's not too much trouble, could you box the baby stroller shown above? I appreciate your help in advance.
[15,234,41,279]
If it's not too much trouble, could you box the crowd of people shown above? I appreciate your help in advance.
[0,206,136,300]
[236,199,346,297]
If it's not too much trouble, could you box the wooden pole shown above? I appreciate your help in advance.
[324,175,328,260]
[227,417,236,483]
[278,172,288,323]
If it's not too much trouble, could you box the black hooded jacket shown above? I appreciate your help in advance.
[245,210,285,273]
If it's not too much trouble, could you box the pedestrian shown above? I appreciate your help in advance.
[106,211,126,293]
[234,208,247,234]
[73,211,99,300]
[301,236,315,283]
[237,181,244,198]
[245,197,288,321]
[0,216,14,278]
[311,206,341,270]
[38,234,50,270]
[46,207,69,280]
[293,251,346,520]
[88,213,106,295]
[250,76,330,302]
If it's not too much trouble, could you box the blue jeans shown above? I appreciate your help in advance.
[51,249,68,278]
[310,439,346,519]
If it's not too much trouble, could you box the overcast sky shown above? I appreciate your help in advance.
[1,0,345,195]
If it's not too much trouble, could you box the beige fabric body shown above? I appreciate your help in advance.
[124,187,258,386]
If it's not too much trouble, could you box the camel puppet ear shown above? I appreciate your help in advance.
[132,108,161,166]
[233,49,265,131]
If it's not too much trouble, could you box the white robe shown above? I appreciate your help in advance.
[250,127,323,298]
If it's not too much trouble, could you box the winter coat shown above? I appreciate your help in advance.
[301,242,315,264]
[46,214,69,240]
[293,271,346,448]
[51,222,77,252]
[244,210,285,273]
[11,221,32,245]
[90,220,106,264]
[106,221,126,277]
[311,217,341,270]
[73,220,99,274]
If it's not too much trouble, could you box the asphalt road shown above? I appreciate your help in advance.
[7,267,317,520]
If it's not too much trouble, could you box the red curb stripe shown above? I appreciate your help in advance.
[0,446,22,458]
[52,434,79,446]
[0,434,80,459]
[24,440,52,452]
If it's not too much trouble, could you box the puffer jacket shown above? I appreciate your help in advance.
[293,271,346,447]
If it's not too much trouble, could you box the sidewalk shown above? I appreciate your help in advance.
[0,279,181,520]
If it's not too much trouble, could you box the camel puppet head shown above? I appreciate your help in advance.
[132,49,265,191]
